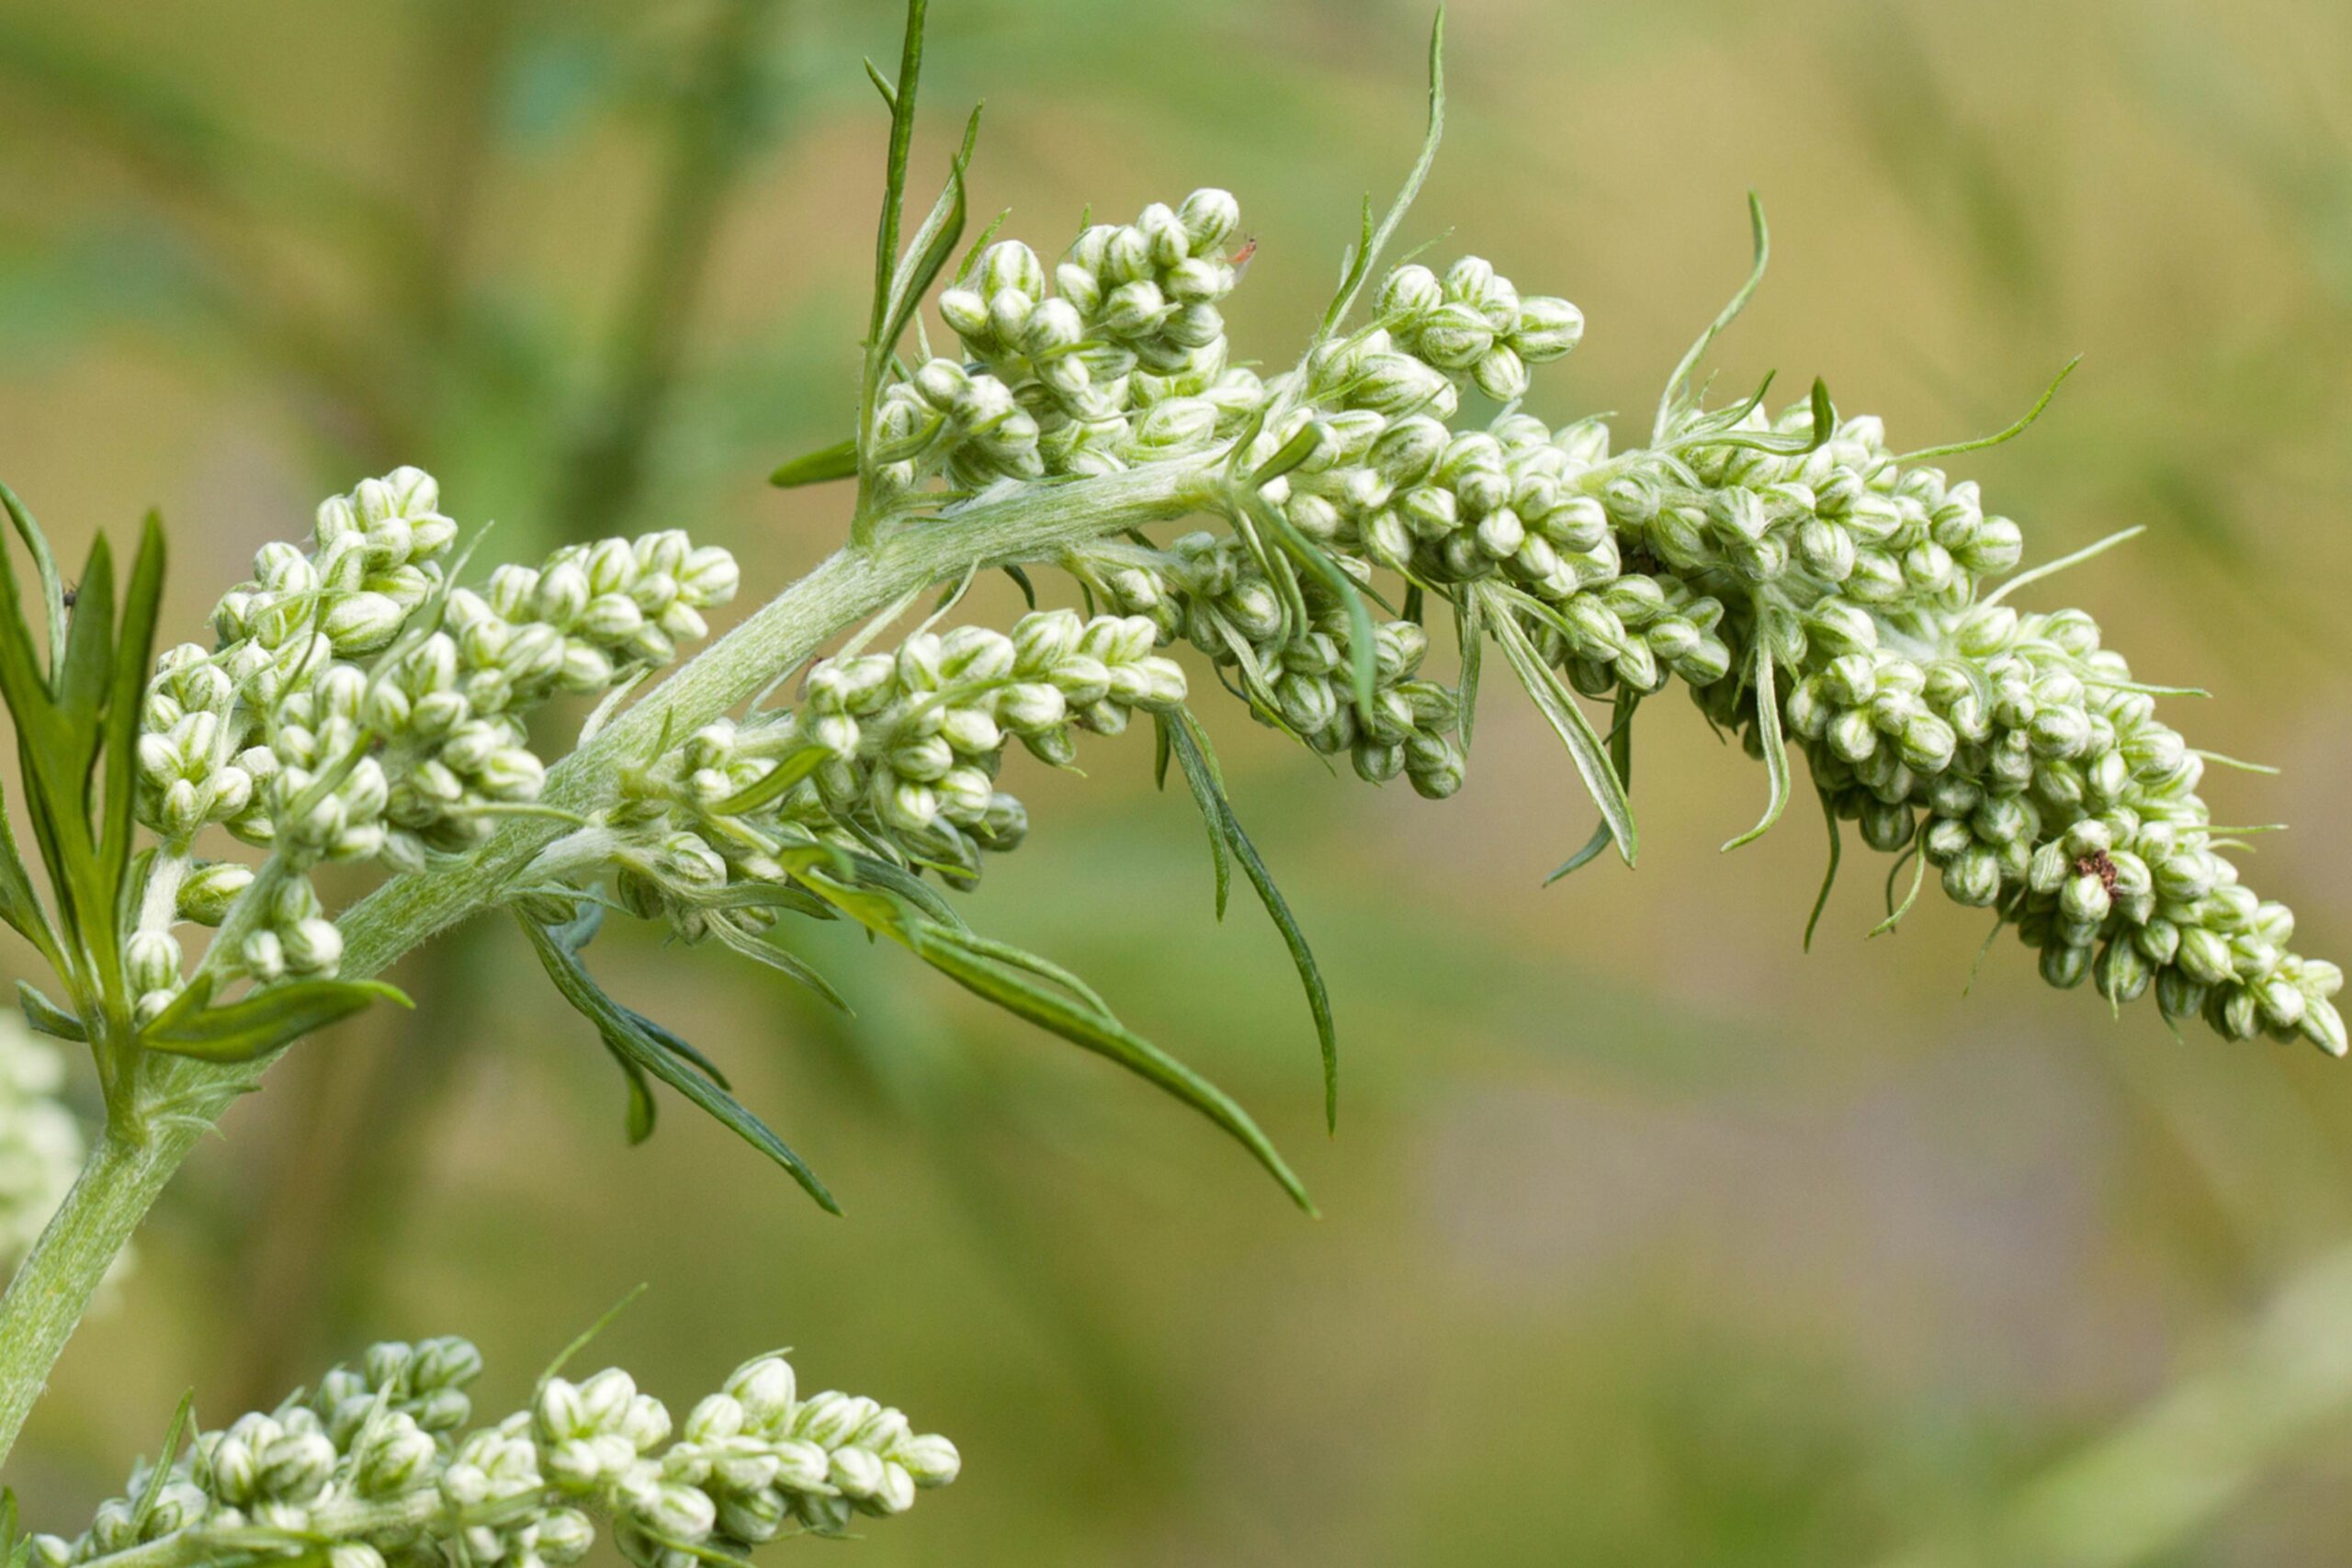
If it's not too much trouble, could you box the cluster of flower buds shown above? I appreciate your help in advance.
[1760,589,2343,1047]
[0,1011,84,1271]
[126,468,735,1006]
[1077,531,1467,797]
[594,608,1187,940]
[870,359,1045,498]
[925,189,1263,485]
[28,1340,957,1568]
[1376,256,1585,402]
[1050,254,1593,801]
[1021,234,2331,1050]
[1626,403,2027,611]
[1607,394,2345,1052]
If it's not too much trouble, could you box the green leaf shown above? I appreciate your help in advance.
[1248,423,1329,487]
[100,517,164,931]
[2,1487,27,1568]
[1484,587,1636,866]
[1804,790,1842,952]
[908,922,1314,1213]
[1158,713,1230,919]
[0,480,64,660]
[769,437,859,489]
[0,783,56,966]
[1544,691,1639,885]
[17,980,84,1041]
[1169,710,1340,1133]
[1268,511,1378,723]
[538,1282,650,1391]
[865,0,929,372]
[130,1391,197,1536]
[1656,191,1770,442]
[876,104,981,367]
[519,908,839,1213]
[1897,355,2082,463]
[1871,830,1931,938]
[713,741,831,817]
[703,918,851,1013]
[1322,7,1446,337]
[1453,585,1483,751]
[0,500,164,1019]
[1723,620,1791,852]
[56,532,114,734]
[943,927,1116,1017]
[1981,525,2144,611]
[796,866,1313,1212]
[140,978,411,1063]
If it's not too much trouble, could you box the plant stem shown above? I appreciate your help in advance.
[0,457,1219,1472]
[0,1119,203,1462]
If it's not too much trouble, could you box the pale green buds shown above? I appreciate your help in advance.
[41,1340,955,1567]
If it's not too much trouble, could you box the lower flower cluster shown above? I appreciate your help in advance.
[29,1339,958,1568]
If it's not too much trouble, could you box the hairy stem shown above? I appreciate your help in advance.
[0,457,1219,1472]
[0,1122,198,1462]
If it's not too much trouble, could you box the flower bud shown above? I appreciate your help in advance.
[322,592,407,655]
[1376,263,1442,323]
[1510,295,1584,361]
[1178,187,1241,252]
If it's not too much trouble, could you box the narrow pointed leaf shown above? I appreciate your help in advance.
[0,482,63,660]
[794,867,1312,1212]
[130,1392,197,1535]
[0,787,56,965]
[56,533,114,731]
[769,438,859,489]
[538,1283,651,1391]
[1454,586,1483,750]
[1899,355,2082,463]
[1723,630,1791,852]
[1171,710,1338,1128]
[1544,691,1638,885]
[704,918,852,1013]
[1486,590,1636,864]
[100,517,165,905]
[1656,192,1770,442]
[17,981,83,1041]
[519,910,839,1213]
[1804,790,1842,951]
[907,926,1314,1213]
[1323,7,1446,335]
[1159,713,1230,919]
[878,104,981,357]
[141,978,410,1063]
[713,742,831,816]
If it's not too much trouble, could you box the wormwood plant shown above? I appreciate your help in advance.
[0,3,2339,1560]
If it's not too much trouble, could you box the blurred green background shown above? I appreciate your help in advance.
[3,0,2351,1561]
